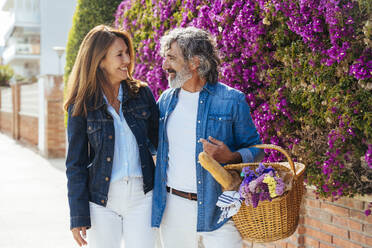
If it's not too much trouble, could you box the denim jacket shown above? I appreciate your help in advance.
[66,81,159,229]
[151,82,263,232]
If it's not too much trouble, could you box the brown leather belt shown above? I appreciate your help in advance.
[166,186,197,201]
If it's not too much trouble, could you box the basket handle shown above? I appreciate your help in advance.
[250,144,296,176]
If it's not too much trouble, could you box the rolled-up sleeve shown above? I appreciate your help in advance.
[233,94,264,163]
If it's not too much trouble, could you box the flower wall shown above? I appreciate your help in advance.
[115,0,372,199]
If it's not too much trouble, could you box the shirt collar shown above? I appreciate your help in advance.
[103,84,123,105]
[171,81,217,98]
[202,81,217,95]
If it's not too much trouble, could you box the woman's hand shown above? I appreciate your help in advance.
[71,226,88,247]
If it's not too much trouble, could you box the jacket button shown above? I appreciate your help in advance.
[105,177,109,181]
[101,200,105,204]
[88,126,92,131]
[108,135,113,139]
[107,157,111,162]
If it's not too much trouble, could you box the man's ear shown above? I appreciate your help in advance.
[189,56,200,71]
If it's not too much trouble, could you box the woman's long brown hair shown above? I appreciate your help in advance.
[64,25,145,117]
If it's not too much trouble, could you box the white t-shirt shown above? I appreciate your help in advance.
[166,88,200,193]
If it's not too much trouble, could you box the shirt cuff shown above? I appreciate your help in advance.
[237,148,254,163]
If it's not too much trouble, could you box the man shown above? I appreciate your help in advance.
[151,27,263,248]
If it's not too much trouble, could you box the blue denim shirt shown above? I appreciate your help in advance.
[66,82,158,229]
[103,85,142,181]
[151,82,263,232]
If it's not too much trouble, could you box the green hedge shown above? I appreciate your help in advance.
[0,65,14,87]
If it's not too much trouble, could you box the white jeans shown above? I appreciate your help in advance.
[160,192,242,248]
[87,177,155,248]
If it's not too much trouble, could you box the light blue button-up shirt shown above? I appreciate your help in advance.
[103,85,142,182]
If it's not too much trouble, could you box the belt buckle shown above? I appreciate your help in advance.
[187,193,192,200]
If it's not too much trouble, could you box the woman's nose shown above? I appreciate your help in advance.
[124,54,130,64]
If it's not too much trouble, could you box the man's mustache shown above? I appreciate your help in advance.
[166,69,176,74]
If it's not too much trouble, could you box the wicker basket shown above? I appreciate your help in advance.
[224,144,306,243]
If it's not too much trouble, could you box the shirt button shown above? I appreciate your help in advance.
[101,199,105,204]
[219,117,222,120]
[108,135,113,139]
[107,157,111,162]
[198,181,201,184]
[200,100,203,104]
[199,201,202,205]
[105,177,109,181]
[197,120,201,123]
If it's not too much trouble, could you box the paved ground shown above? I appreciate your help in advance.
[0,133,77,248]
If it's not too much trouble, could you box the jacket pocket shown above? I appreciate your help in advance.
[132,109,150,120]
[86,123,102,149]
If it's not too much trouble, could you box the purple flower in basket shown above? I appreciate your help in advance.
[275,177,285,196]
[239,163,287,208]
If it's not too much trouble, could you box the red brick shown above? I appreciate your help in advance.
[273,240,287,247]
[304,236,319,247]
[350,231,372,247]
[305,198,321,208]
[336,198,364,211]
[305,227,332,243]
[364,224,372,235]
[305,217,323,229]
[287,242,300,248]
[348,219,363,232]
[288,234,299,243]
[322,223,349,239]
[297,226,305,235]
[321,202,349,216]
[350,210,372,224]
[319,242,335,248]
[298,235,304,245]
[333,236,363,248]
[332,216,363,232]
[307,208,332,222]
[332,215,347,226]
[298,216,305,225]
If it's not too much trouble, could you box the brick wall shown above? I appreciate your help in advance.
[0,87,14,136]
[0,111,12,135]
[243,188,372,248]
[44,75,65,157]
[19,115,38,146]
[0,76,66,157]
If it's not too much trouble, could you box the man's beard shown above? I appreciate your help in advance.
[168,67,192,89]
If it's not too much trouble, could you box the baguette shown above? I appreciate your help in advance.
[198,152,234,189]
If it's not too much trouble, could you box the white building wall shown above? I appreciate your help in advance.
[0,87,12,112]
[39,0,76,75]
[19,82,38,116]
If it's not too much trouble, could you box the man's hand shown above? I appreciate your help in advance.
[71,226,88,247]
[200,136,242,164]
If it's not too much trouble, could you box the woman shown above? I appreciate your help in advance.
[64,25,158,248]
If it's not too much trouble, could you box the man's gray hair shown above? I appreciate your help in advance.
[160,27,221,84]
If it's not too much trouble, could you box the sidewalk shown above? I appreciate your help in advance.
[0,133,77,248]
